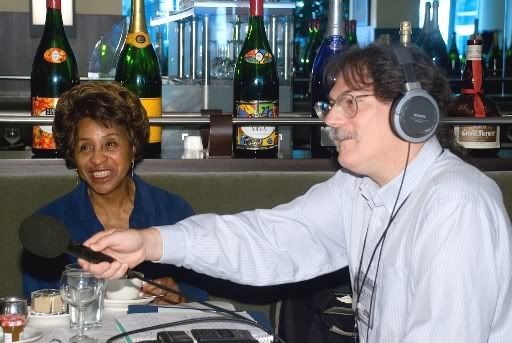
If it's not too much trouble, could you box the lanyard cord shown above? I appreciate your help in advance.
[354,143,412,342]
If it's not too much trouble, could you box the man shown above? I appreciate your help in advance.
[81,45,512,342]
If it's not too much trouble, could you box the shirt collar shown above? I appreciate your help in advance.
[359,137,443,213]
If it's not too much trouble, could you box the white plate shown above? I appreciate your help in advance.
[104,296,155,310]
[0,327,43,343]
[27,311,70,328]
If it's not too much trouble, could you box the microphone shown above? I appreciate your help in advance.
[19,214,115,264]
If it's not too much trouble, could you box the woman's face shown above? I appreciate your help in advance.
[74,117,133,196]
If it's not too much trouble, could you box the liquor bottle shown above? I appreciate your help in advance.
[347,20,358,47]
[115,0,162,158]
[310,0,348,158]
[305,20,322,78]
[486,30,502,78]
[399,20,413,47]
[297,20,315,78]
[422,0,449,74]
[31,0,79,158]
[447,32,461,78]
[233,0,279,158]
[506,40,512,77]
[448,37,500,158]
[415,2,431,47]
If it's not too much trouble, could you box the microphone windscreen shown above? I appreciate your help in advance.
[19,214,70,258]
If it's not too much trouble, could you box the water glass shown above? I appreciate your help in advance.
[65,263,105,330]
[60,269,105,343]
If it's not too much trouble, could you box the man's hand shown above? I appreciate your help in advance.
[143,277,185,305]
[79,228,163,279]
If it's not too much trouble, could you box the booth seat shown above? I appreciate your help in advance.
[1,159,511,325]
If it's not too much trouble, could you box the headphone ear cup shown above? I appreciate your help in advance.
[390,89,440,143]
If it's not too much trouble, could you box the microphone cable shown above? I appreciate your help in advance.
[106,315,284,343]
[124,270,283,342]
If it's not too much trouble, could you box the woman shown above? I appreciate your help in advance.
[22,81,207,304]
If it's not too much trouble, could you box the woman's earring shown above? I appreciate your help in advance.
[75,169,80,186]
[131,160,134,178]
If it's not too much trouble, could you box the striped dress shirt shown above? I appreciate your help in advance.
[158,137,512,342]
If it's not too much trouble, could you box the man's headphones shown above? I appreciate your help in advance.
[390,47,439,143]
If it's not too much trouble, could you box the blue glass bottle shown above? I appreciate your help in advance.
[310,0,348,158]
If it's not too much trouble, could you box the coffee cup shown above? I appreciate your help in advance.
[105,277,143,300]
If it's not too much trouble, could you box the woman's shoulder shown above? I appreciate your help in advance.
[35,187,79,218]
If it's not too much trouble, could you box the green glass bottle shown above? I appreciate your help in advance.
[115,0,162,158]
[31,0,79,158]
[347,20,358,47]
[233,0,279,158]
[447,32,461,78]
[486,30,502,78]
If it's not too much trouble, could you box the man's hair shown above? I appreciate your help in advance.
[324,44,461,154]
[53,81,149,169]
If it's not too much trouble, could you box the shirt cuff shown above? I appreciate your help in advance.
[154,226,186,266]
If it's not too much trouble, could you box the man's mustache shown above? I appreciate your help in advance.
[328,128,357,141]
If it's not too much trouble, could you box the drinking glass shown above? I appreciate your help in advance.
[0,297,28,317]
[60,269,105,343]
[65,263,104,329]
[3,127,21,146]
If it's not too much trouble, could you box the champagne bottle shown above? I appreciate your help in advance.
[486,30,502,78]
[399,20,413,47]
[422,0,449,74]
[31,0,79,158]
[448,37,500,157]
[310,0,348,158]
[447,32,461,78]
[115,0,162,158]
[233,0,279,158]
[416,2,431,47]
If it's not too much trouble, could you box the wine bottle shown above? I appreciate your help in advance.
[399,20,413,47]
[422,0,449,74]
[415,2,431,47]
[233,0,279,158]
[447,32,461,78]
[347,20,358,47]
[506,40,512,77]
[115,0,162,158]
[304,20,322,78]
[310,0,348,158]
[486,30,502,78]
[297,20,315,78]
[448,37,500,158]
[31,0,79,158]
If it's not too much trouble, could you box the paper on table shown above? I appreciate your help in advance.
[114,311,273,343]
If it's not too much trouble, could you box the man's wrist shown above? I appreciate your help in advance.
[142,228,163,261]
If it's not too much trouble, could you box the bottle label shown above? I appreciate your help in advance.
[466,45,482,60]
[140,97,162,143]
[47,0,61,10]
[454,125,500,149]
[243,49,273,64]
[126,32,151,49]
[43,48,67,64]
[32,97,58,149]
[236,100,278,150]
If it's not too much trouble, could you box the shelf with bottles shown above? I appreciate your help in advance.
[148,0,295,85]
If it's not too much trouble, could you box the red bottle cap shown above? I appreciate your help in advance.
[47,0,61,10]
[250,0,264,16]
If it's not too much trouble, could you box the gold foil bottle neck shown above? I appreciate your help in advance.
[129,0,148,34]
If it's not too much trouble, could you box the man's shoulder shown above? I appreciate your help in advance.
[425,152,501,200]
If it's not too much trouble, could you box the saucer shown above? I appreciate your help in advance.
[104,296,155,310]
[0,327,43,343]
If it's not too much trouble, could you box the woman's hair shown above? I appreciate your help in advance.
[53,81,149,169]
[324,44,466,157]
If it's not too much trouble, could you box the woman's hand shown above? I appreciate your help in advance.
[143,277,185,305]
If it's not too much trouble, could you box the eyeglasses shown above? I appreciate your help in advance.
[314,93,374,121]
